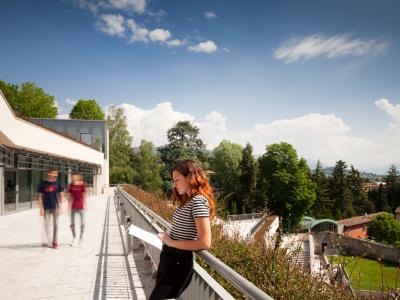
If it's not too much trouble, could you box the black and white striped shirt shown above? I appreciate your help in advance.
[170,194,210,240]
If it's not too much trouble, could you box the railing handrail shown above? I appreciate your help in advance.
[227,212,264,221]
[118,186,273,300]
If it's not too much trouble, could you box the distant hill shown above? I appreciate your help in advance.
[322,167,384,182]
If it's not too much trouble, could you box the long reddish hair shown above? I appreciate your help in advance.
[171,159,215,219]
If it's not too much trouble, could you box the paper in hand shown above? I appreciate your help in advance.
[128,224,163,250]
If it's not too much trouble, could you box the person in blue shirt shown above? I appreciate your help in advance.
[38,168,63,249]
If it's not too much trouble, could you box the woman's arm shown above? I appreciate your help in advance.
[159,217,211,251]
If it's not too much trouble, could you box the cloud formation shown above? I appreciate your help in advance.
[97,14,125,37]
[116,100,400,172]
[204,11,217,19]
[188,40,218,53]
[109,0,148,14]
[274,34,388,63]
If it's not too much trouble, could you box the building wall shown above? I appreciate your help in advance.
[313,231,400,264]
[344,224,368,239]
[0,167,3,214]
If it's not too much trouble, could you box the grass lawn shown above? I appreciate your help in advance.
[331,256,400,291]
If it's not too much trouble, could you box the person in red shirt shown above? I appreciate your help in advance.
[67,172,86,247]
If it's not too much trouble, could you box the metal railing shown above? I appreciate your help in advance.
[227,212,264,222]
[115,186,273,300]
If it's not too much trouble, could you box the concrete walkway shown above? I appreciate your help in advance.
[0,193,155,300]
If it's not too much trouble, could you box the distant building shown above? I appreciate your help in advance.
[337,212,384,239]
[363,181,386,192]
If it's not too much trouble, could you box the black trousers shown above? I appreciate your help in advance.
[149,245,194,300]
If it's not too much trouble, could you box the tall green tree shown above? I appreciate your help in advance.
[158,121,208,181]
[368,184,389,212]
[131,140,163,194]
[348,165,374,215]
[210,140,243,214]
[238,143,258,213]
[16,82,58,118]
[0,80,19,110]
[310,160,332,218]
[329,160,354,219]
[385,165,400,211]
[258,142,316,232]
[70,99,105,120]
[107,105,135,184]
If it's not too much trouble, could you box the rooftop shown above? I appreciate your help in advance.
[338,212,384,227]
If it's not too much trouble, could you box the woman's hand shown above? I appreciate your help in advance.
[158,232,173,246]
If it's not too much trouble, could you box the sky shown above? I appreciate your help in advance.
[1,0,400,174]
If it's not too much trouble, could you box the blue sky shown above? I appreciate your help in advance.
[1,0,400,173]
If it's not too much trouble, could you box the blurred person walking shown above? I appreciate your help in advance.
[38,168,63,249]
[149,159,215,300]
[67,172,86,247]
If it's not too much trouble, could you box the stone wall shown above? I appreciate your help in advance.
[313,231,400,264]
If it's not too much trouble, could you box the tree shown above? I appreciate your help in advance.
[70,99,105,120]
[348,165,374,215]
[107,105,135,184]
[258,142,316,232]
[210,140,243,214]
[238,143,258,213]
[16,82,57,118]
[385,165,400,211]
[0,80,19,110]
[158,121,208,182]
[131,140,163,194]
[367,212,400,246]
[329,160,354,219]
[310,160,332,219]
[368,184,389,212]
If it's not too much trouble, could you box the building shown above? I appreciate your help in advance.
[337,212,383,239]
[0,89,109,215]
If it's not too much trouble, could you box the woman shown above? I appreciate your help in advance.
[149,159,215,300]
[67,172,86,247]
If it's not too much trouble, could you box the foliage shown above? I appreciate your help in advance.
[1,81,57,118]
[348,165,375,215]
[107,105,135,184]
[158,121,208,184]
[124,184,353,300]
[238,143,258,213]
[69,99,105,120]
[367,212,400,246]
[310,160,332,219]
[210,140,243,214]
[0,80,19,110]
[258,142,316,231]
[385,165,400,211]
[131,140,163,195]
[329,160,354,219]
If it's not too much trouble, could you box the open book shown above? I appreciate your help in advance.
[128,224,163,250]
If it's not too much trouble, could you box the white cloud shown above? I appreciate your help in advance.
[118,100,400,172]
[97,14,125,37]
[375,98,400,123]
[167,39,182,47]
[109,0,147,13]
[274,34,388,63]
[149,28,171,42]
[120,102,193,146]
[204,11,217,19]
[65,98,77,106]
[188,40,218,53]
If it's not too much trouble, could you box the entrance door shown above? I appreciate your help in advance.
[4,170,17,213]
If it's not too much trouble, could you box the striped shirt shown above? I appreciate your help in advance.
[170,194,210,240]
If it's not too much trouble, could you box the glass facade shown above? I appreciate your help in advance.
[1,145,100,215]
[30,118,107,153]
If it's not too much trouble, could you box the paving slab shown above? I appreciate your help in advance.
[0,192,155,300]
